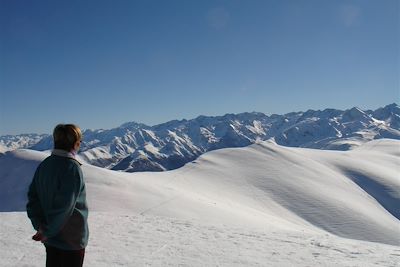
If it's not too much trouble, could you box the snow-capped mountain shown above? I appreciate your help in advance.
[0,134,48,154]
[1,103,399,172]
[372,103,400,129]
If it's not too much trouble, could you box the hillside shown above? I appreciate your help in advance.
[1,139,399,245]
[1,139,399,266]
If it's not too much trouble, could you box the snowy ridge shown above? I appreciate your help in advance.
[0,134,47,154]
[1,103,399,172]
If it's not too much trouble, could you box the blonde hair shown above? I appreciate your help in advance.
[53,124,82,151]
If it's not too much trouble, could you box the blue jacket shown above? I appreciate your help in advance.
[26,151,89,250]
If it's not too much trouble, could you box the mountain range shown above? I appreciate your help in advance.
[1,103,399,172]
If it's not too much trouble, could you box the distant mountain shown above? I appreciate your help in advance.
[1,103,399,172]
[0,134,48,154]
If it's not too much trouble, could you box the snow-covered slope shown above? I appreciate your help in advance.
[1,139,399,246]
[1,139,399,266]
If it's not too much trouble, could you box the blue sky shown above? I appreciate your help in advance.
[1,0,399,135]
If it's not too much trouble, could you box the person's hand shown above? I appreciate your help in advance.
[32,229,47,242]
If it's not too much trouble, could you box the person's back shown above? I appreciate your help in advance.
[26,124,89,267]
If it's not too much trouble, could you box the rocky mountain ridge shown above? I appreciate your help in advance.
[1,103,399,172]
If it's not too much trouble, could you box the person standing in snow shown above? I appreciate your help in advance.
[26,124,89,267]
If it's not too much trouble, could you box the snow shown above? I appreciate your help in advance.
[0,143,7,153]
[142,129,158,141]
[246,120,266,135]
[0,139,399,266]
[1,213,399,267]
[144,142,163,157]
[199,127,219,143]
[80,146,112,162]
[0,134,48,153]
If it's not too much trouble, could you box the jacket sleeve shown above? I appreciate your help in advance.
[44,163,83,238]
[26,167,45,231]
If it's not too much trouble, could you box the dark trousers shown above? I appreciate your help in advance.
[45,245,85,267]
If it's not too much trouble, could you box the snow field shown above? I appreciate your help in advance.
[1,213,399,267]
[0,139,399,266]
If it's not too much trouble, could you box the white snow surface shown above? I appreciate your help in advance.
[0,139,399,266]
[1,213,399,267]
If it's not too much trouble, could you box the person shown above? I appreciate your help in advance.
[26,124,89,267]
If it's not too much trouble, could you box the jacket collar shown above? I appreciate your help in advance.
[52,149,82,165]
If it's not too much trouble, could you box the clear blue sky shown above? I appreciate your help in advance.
[1,0,399,135]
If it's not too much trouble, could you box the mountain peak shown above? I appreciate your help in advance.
[381,103,400,113]
[119,121,148,129]
[342,107,370,122]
